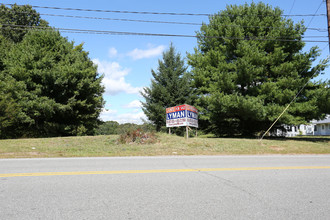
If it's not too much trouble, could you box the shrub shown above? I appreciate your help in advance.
[117,128,158,144]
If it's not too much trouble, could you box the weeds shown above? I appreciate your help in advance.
[117,129,158,144]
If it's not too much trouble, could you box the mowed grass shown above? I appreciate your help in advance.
[0,133,329,158]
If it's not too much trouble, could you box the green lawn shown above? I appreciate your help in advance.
[0,133,329,158]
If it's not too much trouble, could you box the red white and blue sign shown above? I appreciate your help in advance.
[166,104,198,128]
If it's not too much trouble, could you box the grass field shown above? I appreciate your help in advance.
[0,133,329,158]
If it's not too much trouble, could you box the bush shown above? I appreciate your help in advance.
[95,121,119,135]
[117,128,158,144]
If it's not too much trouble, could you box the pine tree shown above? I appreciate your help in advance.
[188,2,329,136]
[141,44,194,131]
[0,4,49,43]
[0,4,104,138]
[1,30,104,138]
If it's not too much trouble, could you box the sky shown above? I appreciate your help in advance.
[1,0,329,124]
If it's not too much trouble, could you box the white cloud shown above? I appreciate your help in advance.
[99,109,147,124]
[132,109,140,113]
[122,100,142,109]
[103,108,117,114]
[102,77,142,95]
[127,45,165,60]
[115,111,147,124]
[108,47,118,58]
[93,59,129,79]
[93,59,142,95]
[99,108,118,122]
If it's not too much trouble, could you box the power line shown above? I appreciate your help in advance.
[0,10,327,32]
[259,43,330,140]
[258,1,328,139]
[30,13,330,32]
[282,14,326,17]
[11,12,202,26]
[3,4,327,17]
[306,0,325,28]
[2,24,328,42]
[4,4,210,16]
[288,0,296,15]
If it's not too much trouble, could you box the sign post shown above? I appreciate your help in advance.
[166,104,198,139]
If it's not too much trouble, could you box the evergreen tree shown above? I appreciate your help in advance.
[188,2,329,136]
[1,30,104,138]
[141,44,194,131]
[0,4,49,43]
[0,4,104,138]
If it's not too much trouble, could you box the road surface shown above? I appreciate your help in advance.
[1,155,330,219]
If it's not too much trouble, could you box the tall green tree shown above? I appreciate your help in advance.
[0,4,49,43]
[0,30,104,138]
[188,2,329,136]
[141,44,194,131]
[0,35,22,138]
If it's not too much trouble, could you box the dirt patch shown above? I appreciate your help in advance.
[269,146,284,151]
[0,152,49,158]
[25,152,48,156]
[0,152,16,156]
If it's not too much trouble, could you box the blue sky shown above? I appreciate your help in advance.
[2,0,329,124]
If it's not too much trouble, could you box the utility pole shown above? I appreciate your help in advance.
[327,0,330,51]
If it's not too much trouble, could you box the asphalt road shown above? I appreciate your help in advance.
[1,155,330,219]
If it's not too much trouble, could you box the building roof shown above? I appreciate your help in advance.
[314,118,330,124]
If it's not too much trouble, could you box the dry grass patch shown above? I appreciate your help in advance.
[0,133,329,158]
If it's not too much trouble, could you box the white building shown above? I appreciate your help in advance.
[313,118,330,136]
[275,115,330,137]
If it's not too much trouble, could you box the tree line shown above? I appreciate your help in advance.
[0,3,329,139]
[142,2,330,137]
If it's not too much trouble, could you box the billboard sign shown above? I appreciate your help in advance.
[166,104,198,128]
